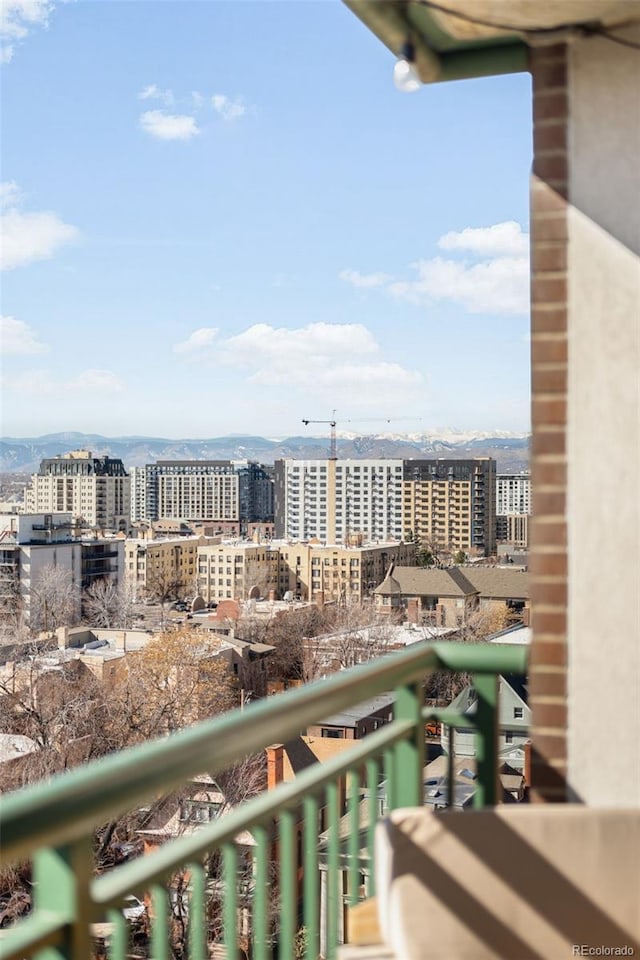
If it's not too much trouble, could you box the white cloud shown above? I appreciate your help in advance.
[438,221,529,257]
[138,83,174,106]
[140,109,200,141]
[0,0,52,62]
[211,94,246,121]
[0,315,48,355]
[389,254,529,314]
[339,269,392,289]
[0,182,80,270]
[221,322,378,369]
[173,327,219,354]
[174,321,422,397]
[342,221,530,315]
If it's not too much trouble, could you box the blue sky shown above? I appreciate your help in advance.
[1,0,532,439]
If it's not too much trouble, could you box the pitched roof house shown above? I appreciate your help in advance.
[375,565,529,627]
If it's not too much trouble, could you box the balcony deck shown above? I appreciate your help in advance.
[0,641,526,960]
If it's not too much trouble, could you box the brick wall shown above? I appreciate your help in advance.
[528,44,569,802]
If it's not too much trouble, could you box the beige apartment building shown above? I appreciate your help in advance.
[125,536,207,601]
[26,451,130,533]
[197,543,281,604]
[196,539,417,606]
[271,540,418,604]
[402,459,496,557]
[496,514,529,549]
[403,478,473,553]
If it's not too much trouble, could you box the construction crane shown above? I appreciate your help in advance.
[301,411,422,460]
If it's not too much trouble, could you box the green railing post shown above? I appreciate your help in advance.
[252,825,270,960]
[325,782,340,960]
[302,796,320,960]
[346,770,361,908]
[278,810,296,960]
[393,681,424,808]
[188,863,206,960]
[223,843,238,960]
[473,672,499,808]
[365,759,379,897]
[32,839,93,960]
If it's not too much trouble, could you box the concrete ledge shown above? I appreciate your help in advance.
[375,806,640,960]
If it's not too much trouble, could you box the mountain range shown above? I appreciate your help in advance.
[0,431,530,474]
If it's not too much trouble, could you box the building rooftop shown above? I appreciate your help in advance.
[0,734,39,764]
[375,565,529,600]
[319,692,395,729]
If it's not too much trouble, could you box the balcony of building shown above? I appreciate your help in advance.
[0,641,523,960]
[2,639,638,960]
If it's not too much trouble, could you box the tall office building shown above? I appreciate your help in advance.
[274,457,496,556]
[25,450,130,533]
[130,460,273,526]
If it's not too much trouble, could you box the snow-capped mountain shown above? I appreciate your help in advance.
[1,431,530,474]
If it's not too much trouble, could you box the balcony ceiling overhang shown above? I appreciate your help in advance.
[342,0,640,83]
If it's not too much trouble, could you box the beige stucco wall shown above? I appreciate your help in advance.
[567,27,640,806]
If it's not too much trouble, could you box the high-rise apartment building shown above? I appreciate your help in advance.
[402,459,496,557]
[274,459,405,544]
[274,457,496,556]
[496,473,531,547]
[0,513,124,628]
[496,473,531,515]
[130,460,273,527]
[25,450,130,533]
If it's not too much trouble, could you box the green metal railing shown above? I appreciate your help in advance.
[0,641,527,960]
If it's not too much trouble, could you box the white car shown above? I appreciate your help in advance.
[121,896,146,922]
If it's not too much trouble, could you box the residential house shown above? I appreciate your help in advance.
[374,565,529,627]
[441,674,530,772]
[306,694,395,741]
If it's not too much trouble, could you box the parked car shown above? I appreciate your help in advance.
[121,896,146,922]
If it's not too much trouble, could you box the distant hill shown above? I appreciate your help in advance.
[0,431,530,474]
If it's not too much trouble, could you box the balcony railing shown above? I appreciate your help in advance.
[0,641,526,960]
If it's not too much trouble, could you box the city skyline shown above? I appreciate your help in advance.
[1,1,532,439]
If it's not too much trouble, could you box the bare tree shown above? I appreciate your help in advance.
[29,566,79,634]
[0,651,110,789]
[215,752,267,808]
[243,557,277,601]
[258,606,335,684]
[144,567,186,629]
[83,578,135,629]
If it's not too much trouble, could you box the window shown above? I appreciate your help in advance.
[180,800,221,823]
[514,707,524,719]
[505,731,514,744]
[321,728,345,739]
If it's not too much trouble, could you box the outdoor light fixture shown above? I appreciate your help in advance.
[393,41,421,93]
